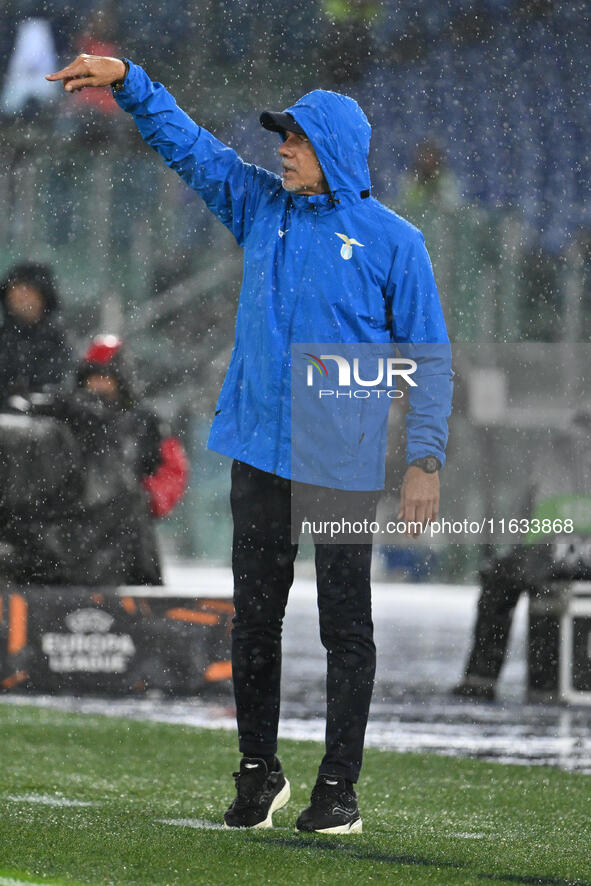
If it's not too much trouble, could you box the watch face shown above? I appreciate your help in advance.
[413,456,439,473]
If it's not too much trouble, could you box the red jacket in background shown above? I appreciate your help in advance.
[143,436,189,518]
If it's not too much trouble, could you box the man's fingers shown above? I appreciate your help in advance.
[397,478,411,518]
[397,488,418,536]
[397,491,411,523]
[45,68,72,81]
[64,77,97,92]
[397,468,440,537]
[45,61,85,82]
[414,504,428,536]
[429,498,440,523]
[45,54,94,83]
[46,54,125,90]
[402,500,418,537]
[400,498,437,537]
[407,502,426,537]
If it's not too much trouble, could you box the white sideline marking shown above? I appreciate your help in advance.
[449,832,488,839]
[156,817,225,830]
[0,878,50,886]
[156,818,291,832]
[7,793,96,807]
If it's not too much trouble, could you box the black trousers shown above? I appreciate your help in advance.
[230,459,379,783]
[464,546,541,681]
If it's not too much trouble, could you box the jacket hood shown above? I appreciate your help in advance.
[284,89,371,204]
[0,262,60,316]
[76,335,139,409]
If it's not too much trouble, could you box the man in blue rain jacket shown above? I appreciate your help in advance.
[47,54,453,835]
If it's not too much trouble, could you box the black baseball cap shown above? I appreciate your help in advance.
[260,110,307,137]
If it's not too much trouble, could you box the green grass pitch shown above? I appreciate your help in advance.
[0,703,590,885]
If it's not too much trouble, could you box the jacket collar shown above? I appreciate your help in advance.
[288,188,367,214]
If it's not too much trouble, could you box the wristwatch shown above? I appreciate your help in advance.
[112,59,130,93]
[410,456,441,473]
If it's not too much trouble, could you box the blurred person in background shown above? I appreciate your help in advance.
[391,140,491,341]
[46,52,452,836]
[71,6,121,120]
[452,545,538,701]
[454,410,591,701]
[1,334,188,587]
[396,139,460,220]
[518,243,565,342]
[67,333,188,585]
[0,262,73,408]
[321,0,380,84]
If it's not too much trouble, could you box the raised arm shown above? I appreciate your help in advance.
[46,55,278,244]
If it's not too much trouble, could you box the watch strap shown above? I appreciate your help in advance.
[112,59,130,92]
[410,456,441,473]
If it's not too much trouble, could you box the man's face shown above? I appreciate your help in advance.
[6,283,45,324]
[278,131,328,195]
[84,373,119,400]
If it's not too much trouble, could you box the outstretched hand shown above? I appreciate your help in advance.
[397,465,440,538]
[45,54,126,92]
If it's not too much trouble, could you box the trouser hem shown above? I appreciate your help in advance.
[239,742,278,757]
[318,764,358,783]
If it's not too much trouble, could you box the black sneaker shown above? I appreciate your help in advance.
[296,775,362,834]
[223,757,290,829]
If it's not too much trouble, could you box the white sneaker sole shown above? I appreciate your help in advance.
[224,779,291,830]
[298,817,363,835]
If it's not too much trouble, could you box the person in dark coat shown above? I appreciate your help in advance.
[453,411,591,701]
[67,334,164,585]
[0,262,72,407]
[67,333,188,585]
[1,334,188,587]
[452,546,540,701]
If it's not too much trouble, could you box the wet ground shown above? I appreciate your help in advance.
[3,562,591,772]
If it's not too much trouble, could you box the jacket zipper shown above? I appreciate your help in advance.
[272,201,320,475]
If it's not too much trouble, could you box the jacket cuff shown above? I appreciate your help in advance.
[111,58,141,110]
[111,58,130,92]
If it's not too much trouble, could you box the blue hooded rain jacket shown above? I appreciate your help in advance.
[115,63,452,490]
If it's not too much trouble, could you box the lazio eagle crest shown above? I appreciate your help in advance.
[335,232,365,261]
